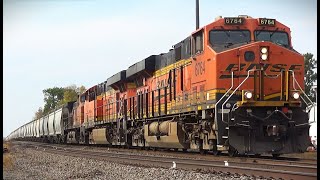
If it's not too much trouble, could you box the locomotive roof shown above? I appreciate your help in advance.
[93,15,291,94]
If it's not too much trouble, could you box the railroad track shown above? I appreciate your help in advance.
[15,141,317,180]
[16,141,317,165]
[19,141,317,167]
[89,145,318,166]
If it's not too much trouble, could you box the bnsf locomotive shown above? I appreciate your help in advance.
[7,15,315,157]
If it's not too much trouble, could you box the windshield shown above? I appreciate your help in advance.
[209,30,251,47]
[255,31,289,47]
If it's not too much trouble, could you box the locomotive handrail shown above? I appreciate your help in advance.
[289,70,316,124]
[221,69,256,124]
[248,109,292,121]
[288,70,309,106]
[289,70,315,108]
[114,100,123,117]
[214,71,234,124]
[264,71,282,79]
[115,99,124,133]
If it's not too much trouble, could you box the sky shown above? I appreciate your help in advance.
[3,0,317,137]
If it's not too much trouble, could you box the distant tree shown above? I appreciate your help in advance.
[303,53,317,102]
[77,85,86,95]
[38,85,86,116]
[58,85,85,105]
[33,107,43,120]
[43,87,64,114]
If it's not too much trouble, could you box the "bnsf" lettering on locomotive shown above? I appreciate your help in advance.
[219,63,302,79]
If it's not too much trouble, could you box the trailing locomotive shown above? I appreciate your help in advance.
[7,15,316,157]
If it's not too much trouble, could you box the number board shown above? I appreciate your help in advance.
[224,17,244,25]
[259,18,276,26]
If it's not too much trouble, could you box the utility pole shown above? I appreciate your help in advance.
[313,86,317,104]
[196,0,199,29]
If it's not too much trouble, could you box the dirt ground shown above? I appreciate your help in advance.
[282,151,317,159]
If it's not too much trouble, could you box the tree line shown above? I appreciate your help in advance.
[33,85,86,120]
[303,53,317,102]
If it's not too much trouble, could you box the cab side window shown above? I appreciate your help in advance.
[192,30,203,55]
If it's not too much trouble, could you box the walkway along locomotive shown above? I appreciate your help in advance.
[7,15,316,157]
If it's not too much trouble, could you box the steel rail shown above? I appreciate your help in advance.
[17,141,317,166]
[21,142,317,180]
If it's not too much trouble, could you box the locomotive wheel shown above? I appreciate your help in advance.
[228,146,238,157]
[199,149,207,155]
[272,154,281,158]
[182,149,187,153]
[212,150,221,156]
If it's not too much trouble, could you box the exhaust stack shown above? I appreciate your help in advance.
[196,0,199,29]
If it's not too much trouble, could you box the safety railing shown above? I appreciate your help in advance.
[289,70,316,108]
[220,69,256,124]
[289,70,316,125]
[214,71,234,124]
[215,69,316,126]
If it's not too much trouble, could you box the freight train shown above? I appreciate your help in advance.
[7,15,316,157]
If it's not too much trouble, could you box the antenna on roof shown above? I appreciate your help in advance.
[196,0,199,29]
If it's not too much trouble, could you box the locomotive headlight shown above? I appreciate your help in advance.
[245,91,253,99]
[292,92,300,100]
[261,47,268,54]
[260,46,269,61]
[226,103,231,108]
[261,54,268,60]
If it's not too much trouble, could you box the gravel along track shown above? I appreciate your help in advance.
[26,142,317,173]
[17,141,318,167]
[3,142,271,180]
[6,141,317,180]
[34,145,317,180]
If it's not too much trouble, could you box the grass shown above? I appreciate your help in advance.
[3,153,14,170]
[3,142,14,170]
